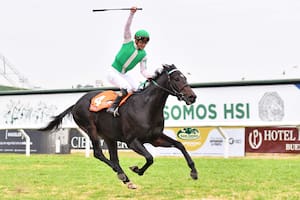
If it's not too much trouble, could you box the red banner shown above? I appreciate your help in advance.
[245,127,300,153]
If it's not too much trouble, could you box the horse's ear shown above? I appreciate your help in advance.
[154,67,164,77]
[162,64,168,69]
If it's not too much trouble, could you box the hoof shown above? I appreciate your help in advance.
[127,182,137,189]
[129,166,139,173]
[190,171,198,180]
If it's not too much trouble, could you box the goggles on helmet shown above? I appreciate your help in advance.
[135,36,150,43]
[134,30,150,43]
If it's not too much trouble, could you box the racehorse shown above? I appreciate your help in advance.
[40,64,198,189]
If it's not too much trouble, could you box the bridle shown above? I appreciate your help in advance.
[151,68,189,101]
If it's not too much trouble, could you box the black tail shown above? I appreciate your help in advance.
[39,105,74,131]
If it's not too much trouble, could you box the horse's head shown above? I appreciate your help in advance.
[152,64,197,105]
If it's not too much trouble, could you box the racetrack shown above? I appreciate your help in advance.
[0,152,299,200]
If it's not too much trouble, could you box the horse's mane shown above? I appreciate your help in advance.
[152,64,177,80]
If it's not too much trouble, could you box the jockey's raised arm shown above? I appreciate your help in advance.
[123,8,136,43]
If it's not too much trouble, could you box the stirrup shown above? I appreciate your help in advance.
[112,107,120,117]
[107,107,119,117]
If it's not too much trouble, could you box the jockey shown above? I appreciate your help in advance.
[107,6,152,117]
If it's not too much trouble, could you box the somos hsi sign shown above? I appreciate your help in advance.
[163,84,300,126]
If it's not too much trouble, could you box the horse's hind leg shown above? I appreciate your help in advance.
[83,126,116,171]
[152,134,198,180]
[105,139,137,189]
[90,138,117,171]
[83,127,136,189]
[128,138,154,176]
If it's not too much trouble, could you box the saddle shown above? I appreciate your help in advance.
[89,90,132,112]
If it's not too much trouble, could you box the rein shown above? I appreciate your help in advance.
[151,69,188,100]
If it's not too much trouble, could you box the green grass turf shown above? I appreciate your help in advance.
[0,153,299,200]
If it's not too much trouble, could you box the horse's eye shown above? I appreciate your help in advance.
[180,74,186,80]
[174,77,180,81]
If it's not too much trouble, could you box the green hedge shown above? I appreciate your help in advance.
[0,85,23,91]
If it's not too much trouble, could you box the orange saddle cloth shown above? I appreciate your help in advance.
[89,90,132,112]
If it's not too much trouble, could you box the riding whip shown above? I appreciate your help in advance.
[93,8,143,12]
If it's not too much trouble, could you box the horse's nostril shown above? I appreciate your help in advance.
[189,95,196,103]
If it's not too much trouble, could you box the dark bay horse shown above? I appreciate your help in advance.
[40,64,198,189]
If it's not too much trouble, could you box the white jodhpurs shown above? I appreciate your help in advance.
[107,67,140,92]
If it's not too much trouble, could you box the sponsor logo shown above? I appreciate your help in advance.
[248,129,263,149]
[228,137,242,145]
[258,92,284,121]
[209,137,223,146]
[177,128,200,140]
[175,127,209,151]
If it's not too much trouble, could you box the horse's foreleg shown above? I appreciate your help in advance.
[152,134,198,180]
[128,138,154,176]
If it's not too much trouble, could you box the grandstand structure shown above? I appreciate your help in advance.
[0,53,33,89]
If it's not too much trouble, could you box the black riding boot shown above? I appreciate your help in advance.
[107,89,128,117]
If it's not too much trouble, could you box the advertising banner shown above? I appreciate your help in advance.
[69,127,244,157]
[145,127,245,157]
[0,129,51,153]
[245,127,300,153]
[69,129,128,150]
[0,84,299,129]
[164,84,300,126]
